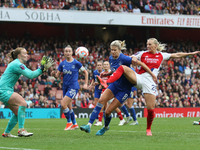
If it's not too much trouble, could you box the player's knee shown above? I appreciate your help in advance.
[127,103,132,108]
[61,101,67,109]
[105,110,111,116]
[98,98,105,105]
[21,101,27,107]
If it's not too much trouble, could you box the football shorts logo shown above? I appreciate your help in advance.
[20,64,25,70]
[69,89,76,99]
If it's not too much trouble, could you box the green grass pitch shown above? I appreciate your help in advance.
[0,117,200,150]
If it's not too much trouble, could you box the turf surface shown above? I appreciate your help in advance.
[0,117,200,150]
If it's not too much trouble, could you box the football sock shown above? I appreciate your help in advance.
[89,103,103,124]
[104,115,112,127]
[147,109,155,130]
[63,108,71,123]
[120,105,130,117]
[18,106,26,129]
[5,114,18,133]
[117,111,123,120]
[107,66,124,83]
[98,112,103,122]
[130,107,137,121]
[70,109,77,125]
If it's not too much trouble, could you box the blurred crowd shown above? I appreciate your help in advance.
[0,36,200,109]
[0,0,200,15]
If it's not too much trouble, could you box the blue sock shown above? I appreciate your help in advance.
[70,109,76,125]
[89,103,103,124]
[63,108,71,123]
[130,107,137,121]
[96,114,99,120]
[104,115,112,127]
[120,105,130,117]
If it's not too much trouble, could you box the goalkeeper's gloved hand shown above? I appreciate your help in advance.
[40,56,54,72]
[43,57,54,72]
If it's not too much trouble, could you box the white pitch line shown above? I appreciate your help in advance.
[0,147,40,150]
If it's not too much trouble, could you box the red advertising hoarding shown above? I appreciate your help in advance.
[144,108,200,118]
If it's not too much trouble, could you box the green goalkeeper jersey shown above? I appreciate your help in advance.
[0,59,42,91]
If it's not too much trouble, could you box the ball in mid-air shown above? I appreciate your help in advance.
[75,46,89,60]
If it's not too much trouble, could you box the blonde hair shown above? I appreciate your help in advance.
[8,47,24,63]
[97,61,103,65]
[148,38,166,52]
[64,45,72,51]
[110,40,126,50]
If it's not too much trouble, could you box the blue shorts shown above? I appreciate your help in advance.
[0,89,13,106]
[94,88,102,99]
[108,83,130,104]
[129,87,137,98]
[63,88,78,99]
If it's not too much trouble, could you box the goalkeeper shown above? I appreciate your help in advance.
[1,47,54,138]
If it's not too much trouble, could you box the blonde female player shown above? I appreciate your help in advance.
[51,45,88,130]
[95,61,126,126]
[80,40,156,135]
[103,38,200,136]
[1,47,53,137]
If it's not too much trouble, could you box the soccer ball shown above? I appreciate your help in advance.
[75,46,89,60]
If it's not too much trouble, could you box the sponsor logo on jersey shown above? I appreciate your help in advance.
[119,61,122,65]
[62,65,65,67]
[63,69,72,74]
[72,65,75,69]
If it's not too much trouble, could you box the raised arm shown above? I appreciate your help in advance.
[170,51,200,58]
[20,66,43,79]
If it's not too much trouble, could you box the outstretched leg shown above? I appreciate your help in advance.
[107,65,137,85]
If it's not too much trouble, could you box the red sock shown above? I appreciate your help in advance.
[107,66,124,83]
[98,112,103,122]
[147,109,155,130]
[199,122,200,125]
[117,111,123,120]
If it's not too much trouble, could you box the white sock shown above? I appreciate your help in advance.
[87,123,92,128]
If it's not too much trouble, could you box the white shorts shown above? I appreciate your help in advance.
[135,73,157,96]
[108,98,114,104]
[100,93,114,104]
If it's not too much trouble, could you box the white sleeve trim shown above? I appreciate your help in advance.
[79,66,85,72]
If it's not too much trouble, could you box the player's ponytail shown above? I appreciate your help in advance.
[8,47,23,63]
[148,38,166,52]
[110,40,126,50]
[120,40,127,50]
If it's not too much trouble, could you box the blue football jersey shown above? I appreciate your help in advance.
[92,69,103,92]
[109,53,133,90]
[58,59,82,89]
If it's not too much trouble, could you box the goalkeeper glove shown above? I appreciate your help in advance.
[43,57,54,72]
